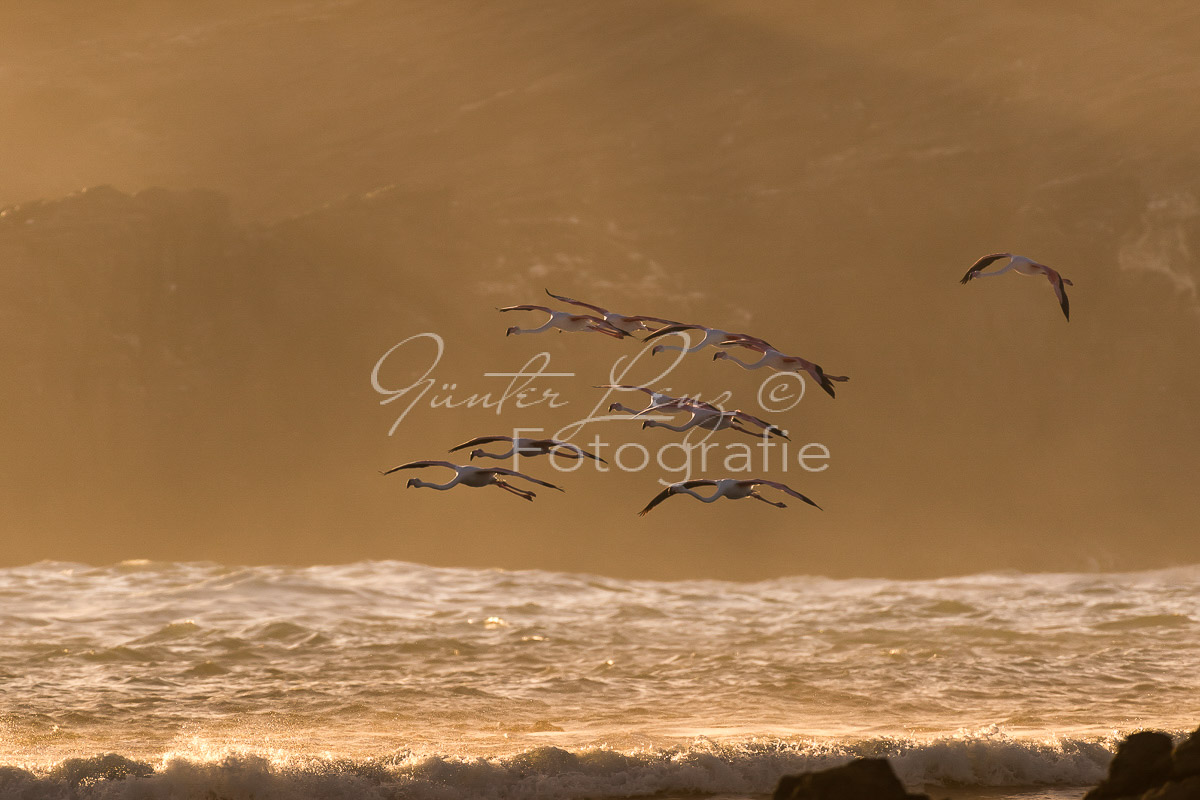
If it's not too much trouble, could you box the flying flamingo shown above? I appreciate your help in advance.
[712,341,849,399]
[448,435,607,463]
[642,323,761,355]
[638,404,790,440]
[638,478,821,516]
[594,384,713,416]
[499,305,632,338]
[959,253,1073,320]
[544,290,682,335]
[380,460,564,501]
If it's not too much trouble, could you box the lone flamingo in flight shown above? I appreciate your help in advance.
[638,478,821,516]
[380,461,564,501]
[960,253,1073,320]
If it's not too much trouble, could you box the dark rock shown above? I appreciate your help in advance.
[1173,727,1200,781]
[773,757,930,800]
[1085,731,1175,800]
[1141,774,1200,799]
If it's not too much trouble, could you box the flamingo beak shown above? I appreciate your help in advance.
[405,478,416,488]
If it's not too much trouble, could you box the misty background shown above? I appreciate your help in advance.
[2,0,1198,578]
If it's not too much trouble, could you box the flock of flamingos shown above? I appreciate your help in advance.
[382,252,1073,516]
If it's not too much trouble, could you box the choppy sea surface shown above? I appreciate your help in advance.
[1,561,1198,799]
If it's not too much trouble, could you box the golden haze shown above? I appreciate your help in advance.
[1,1,1198,577]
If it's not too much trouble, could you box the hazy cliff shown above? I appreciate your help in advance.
[1,1,1199,576]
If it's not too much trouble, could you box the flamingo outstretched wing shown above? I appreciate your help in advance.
[718,333,774,351]
[732,411,790,440]
[624,314,686,328]
[549,442,608,463]
[448,436,513,453]
[381,460,459,476]
[482,467,565,491]
[749,479,822,509]
[1049,271,1071,321]
[594,384,666,397]
[636,479,717,516]
[960,253,1010,284]
[545,289,607,315]
[642,324,704,342]
[498,304,554,313]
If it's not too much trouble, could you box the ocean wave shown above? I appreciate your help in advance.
[0,732,1121,799]
[4,560,1199,773]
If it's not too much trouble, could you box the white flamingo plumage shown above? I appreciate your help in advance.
[959,253,1073,320]
[380,460,564,501]
[638,478,821,516]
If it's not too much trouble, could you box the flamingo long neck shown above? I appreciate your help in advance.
[657,330,712,354]
[654,342,704,354]
[514,320,555,335]
[646,419,691,432]
[412,477,460,490]
[680,487,723,503]
[722,351,770,369]
[974,260,1018,278]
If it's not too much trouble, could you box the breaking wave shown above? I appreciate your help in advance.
[0,731,1124,799]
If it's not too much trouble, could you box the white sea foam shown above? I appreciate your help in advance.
[0,732,1127,799]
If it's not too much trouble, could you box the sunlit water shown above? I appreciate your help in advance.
[1,561,1198,799]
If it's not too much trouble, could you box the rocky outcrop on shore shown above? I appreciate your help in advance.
[1084,727,1200,800]
[771,728,1200,800]
[772,758,933,800]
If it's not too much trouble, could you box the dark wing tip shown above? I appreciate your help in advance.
[637,489,672,516]
[961,253,1006,283]
[642,324,689,342]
